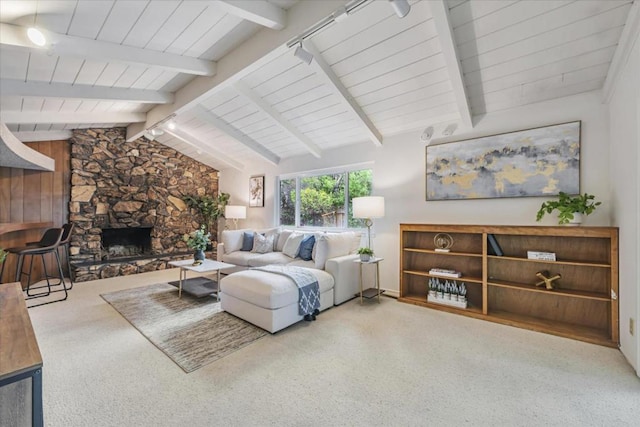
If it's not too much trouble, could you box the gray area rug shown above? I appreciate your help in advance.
[101,283,267,373]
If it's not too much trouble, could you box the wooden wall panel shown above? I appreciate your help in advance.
[0,140,70,285]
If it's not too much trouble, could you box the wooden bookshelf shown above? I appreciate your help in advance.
[399,224,619,347]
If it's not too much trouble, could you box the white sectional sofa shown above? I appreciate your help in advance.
[217,228,362,332]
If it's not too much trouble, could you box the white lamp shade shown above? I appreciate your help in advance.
[353,196,385,219]
[225,205,246,219]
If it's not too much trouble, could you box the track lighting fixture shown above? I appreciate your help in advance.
[294,42,314,65]
[166,120,176,130]
[420,126,434,144]
[149,128,164,137]
[389,0,411,18]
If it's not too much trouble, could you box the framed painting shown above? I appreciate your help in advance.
[425,121,580,201]
[249,175,265,207]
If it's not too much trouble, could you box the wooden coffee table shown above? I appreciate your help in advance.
[168,259,235,299]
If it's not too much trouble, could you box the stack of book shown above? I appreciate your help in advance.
[429,268,461,278]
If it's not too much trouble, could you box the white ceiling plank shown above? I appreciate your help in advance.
[50,56,85,84]
[0,23,217,76]
[363,90,455,116]
[193,105,280,165]
[1,80,174,104]
[25,52,58,82]
[464,26,623,86]
[353,67,450,104]
[183,13,244,58]
[448,1,518,30]
[457,0,629,61]
[96,0,149,44]
[1,111,146,124]
[214,1,286,30]
[122,1,182,48]
[164,128,244,171]
[40,98,65,112]
[0,48,29,80]
[128,0,347,141]
[428,0,473,129]
[142,2,210,53]
[603,0,640,102]
[234,81,322,158]
[303,40,383,147]
[12,130,72,142]
[66,0,114,38]
[72,60,109,86]
[460,5,631,74]
[93,63,131,88]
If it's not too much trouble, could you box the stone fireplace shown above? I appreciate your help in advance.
[69,128,220,282]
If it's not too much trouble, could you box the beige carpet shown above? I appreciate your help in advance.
[101,283,267,372]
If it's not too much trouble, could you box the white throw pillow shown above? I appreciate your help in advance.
[251,232,274,254]
[221,229,248,254]
[276,230,294,252]
[282,232,304,258]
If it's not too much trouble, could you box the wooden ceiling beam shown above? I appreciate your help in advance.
[1,111,146,125]
[428,0,473,129]
[215,1,286,30]
[193,105,280,165]
[303,40,383,147]
[164,128,244,171]
[0,23,216,76]
[1,79,173,104]
[234,81,322,158]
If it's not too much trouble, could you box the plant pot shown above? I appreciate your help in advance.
[566,212,583,226]
[360,254,371,262]
[194,249,206,262]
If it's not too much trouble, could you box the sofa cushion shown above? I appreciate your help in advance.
[276,230,294,252]
[282,232,304,258]
[222,229,249,254]
[241,232,254,251]
[298,234,315,261]
[221,268,334,310]
[314,231,361,269]
[221,250,260,266]
[247,252,293,267]
[251,232,274,254]
[287,259,317,269]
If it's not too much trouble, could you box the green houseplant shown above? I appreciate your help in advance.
[183,192,230,233]
[0,248,7,264]
[357,247,374,262]
[536,192,601,225]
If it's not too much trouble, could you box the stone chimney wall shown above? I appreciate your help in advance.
[69,128,219,281]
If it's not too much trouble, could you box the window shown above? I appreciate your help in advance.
[278,167,372,229]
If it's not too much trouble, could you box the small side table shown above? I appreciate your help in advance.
[354,257,384,304]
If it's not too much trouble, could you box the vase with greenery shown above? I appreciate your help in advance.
[184,225,211,261]
[0,248,7,264]
[357,247,374,262]
[536,192,601,225]
[183,192,230,236]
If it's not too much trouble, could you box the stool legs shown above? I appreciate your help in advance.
[24,250,68,308]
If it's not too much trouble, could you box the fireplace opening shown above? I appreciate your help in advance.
[101,227,152,259]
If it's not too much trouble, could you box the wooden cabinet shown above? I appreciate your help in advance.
[399,224,619,347]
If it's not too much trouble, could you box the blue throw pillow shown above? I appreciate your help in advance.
[298,234,315,261]
[241,232,254,251]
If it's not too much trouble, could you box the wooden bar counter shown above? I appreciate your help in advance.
[0,282,44,426]
[0,222,53,236]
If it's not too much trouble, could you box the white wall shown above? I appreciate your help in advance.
[608,27,640,373]
[221,90,611,297]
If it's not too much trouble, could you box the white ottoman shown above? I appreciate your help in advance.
[220,268,335,333]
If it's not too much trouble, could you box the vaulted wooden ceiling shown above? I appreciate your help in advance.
[1,0,637,171]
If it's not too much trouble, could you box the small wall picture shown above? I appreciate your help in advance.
[249,175,264,207]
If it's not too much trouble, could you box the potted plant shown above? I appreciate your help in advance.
[357,247,374,262]
[536,192,601,225]
[183,225,211,263]
[0,248,7,264]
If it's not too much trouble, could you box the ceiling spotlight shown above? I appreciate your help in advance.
[333,6,349,23]
[420,126,434,144]
[149,128,164,137]
[389,0,411,18]
[166,120,176,130]
[294,42,313,65]
[442,123,458,136]
[27,27,47,46]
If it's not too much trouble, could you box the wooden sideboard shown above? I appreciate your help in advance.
[0,282,44,426]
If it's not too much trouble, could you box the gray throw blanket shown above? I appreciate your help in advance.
[253,265,320,316]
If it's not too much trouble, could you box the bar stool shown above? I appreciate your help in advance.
[0,227,67,307]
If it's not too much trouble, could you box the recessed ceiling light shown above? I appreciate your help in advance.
[27,27,47,46]
[166,120,176,130]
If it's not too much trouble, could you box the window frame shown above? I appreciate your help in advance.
[277,162,373,230]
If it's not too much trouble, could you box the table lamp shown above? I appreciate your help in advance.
[225,205,246,229]
[352,196,385,249]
